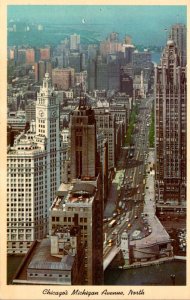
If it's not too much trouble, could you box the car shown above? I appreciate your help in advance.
[108,239,114,246]
[126,218,129,222]
[127,223,131,228]
[134,215,138,219]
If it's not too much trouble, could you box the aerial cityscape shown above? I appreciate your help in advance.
[6,5,186,287]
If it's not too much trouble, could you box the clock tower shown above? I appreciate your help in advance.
[36,73,59,146]
[36,73,61,217]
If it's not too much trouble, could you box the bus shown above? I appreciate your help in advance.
[108,219,117,228]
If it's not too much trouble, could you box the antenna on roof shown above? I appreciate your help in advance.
[164,28,168,44]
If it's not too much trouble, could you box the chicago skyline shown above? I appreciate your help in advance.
[2,3,188,294]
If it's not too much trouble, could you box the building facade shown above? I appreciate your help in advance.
[52,68,75,90]
[50,102,104,285]
[155,40,186,205]
[70,33,80,51]
[7,74,62,253]
[170,23,187,67]
[94,108,116,170]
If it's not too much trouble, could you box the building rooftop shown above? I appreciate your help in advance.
[51,179,98,211]
[72,182,96,195]
[12,238,76,284]
[12,239,61,282]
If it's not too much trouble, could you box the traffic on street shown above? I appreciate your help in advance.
[103,96,154,258]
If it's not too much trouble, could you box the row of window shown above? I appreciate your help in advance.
[8,159,32,162]
[52,216,88,223]
[28,273,69,278]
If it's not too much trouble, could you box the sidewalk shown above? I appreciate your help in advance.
[104,169,125,217]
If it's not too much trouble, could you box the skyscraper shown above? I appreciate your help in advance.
[7,74,62,253]
[39,47,51,61]
[70,102,98,180]
[87,58,97,91]
[52,68,75,90]
[70,33,80,51]
[170,23,186,66]
[96,57,108,90]
[35,61,53,83]
[25,48,35,64]
[94,108,116,170]
[17,49,26,64]
[68,52,81,72]
[50,100,104,285]
[155,40,186,205]
[34,61,45,83]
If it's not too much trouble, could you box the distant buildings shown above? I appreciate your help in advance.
[17,49,26,65]
[132,49,152,69]
[120,69,133,96]
[52,68,75,90]
[25,101,36,123]
[25,48,35,64]
[34,61,52,83]
[155,40,186,205]
[68,52,83,73]
[99,32,122,58]
[70,33,80,51]
[88,56,120,92]
[133,70,148,98]
[39,47,51,61]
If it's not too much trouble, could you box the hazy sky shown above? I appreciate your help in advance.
[8,5,187,45]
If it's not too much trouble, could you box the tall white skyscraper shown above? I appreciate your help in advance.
[7,74,62,254]
[70,33,80,51]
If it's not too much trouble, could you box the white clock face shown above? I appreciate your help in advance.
[51,110,56,118]
[39,110,44,117]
